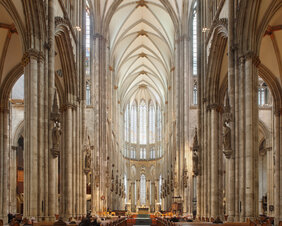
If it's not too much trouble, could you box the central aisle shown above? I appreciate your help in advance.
[134,214,152,225]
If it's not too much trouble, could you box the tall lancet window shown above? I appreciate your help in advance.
[139,100,147,144]
[193,82,198,105]
[85,5,91,76]
[156,104,162,141]
[140,174,146,205]
[149,101,155,144]
[86,82,91,105]
[192,2,198,76]
[124,104,130,142]
[131,101,137,143]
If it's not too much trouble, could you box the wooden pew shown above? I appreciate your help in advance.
[33,222,54,226]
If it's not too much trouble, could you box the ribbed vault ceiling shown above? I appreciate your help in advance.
[108,0,176,109]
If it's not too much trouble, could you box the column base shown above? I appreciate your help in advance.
[62,214,73,222]
[244,216,257,223]
[0,215,8,224]
[227,215,234,222]
[274,218,282,226]
[239,216,245,222]
[212,216,223,223]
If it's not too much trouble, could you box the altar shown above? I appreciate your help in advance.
[138,206,150,214]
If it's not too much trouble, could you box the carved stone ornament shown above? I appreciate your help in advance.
[222,120,232,159]
[50,90,62,158]
[192,151,199,176]
[111,169,114,192]
[193,127,199,152]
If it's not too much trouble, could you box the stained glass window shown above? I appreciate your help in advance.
[131,101,137,143]
[140,174,146,205]
[85,8,90,75]
[124,104,130,142]
[86,82,91,105]
[192,2,197,76]
[149,101,155,143]
[139,100,147,144]
[140,148,146,159]
[156,105,162,141]
[193,83,197,105]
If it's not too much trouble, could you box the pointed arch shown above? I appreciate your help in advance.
[55,21,78,104]
[206,24,228,104]
[0,64,23,109]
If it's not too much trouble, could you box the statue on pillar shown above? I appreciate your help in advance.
[222,93,233,158]
[85,146,91,169]
[83,136,92,174]
[223,121,231,150]
[52,121,62,149]
[192,151,199,176]
[193,127,199,151]
[222,120,232,158]
[50,90,61,158]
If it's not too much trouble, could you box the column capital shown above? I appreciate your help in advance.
[238,55,246,65]
[60,103,77,112]
[207,103,222,112]
[244,51,260,67]
[55,16,68,27]
[274,109,281,117]
[93,33,106,41]
[21,49,45,66]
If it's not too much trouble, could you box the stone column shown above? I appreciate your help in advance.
[23,49,41,218]
[274,112,280,224]
[197,0,203,218]
[136,179,140,207]
[38,50,45,220]
[227,0,235,222]
[0,109,3,217]
[207,108,211,220]
[211,105,219,219]
[202,105,207,219]
[131,181,136,212]
[276,112,282,221]
[151,181,155,212]
[0,108,9,222]
[267,146,274,217]
[146,180,150,207]
[64,106,73,218]
[239,56,246,221]
[155,179,159,211]
[9,146,17,214]
[244,52,258,220]
[47,0,56,220]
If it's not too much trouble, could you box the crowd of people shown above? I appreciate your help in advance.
[6,213,104,226]
[8,213,34,225]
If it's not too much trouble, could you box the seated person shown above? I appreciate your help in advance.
[170,215,179,222]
